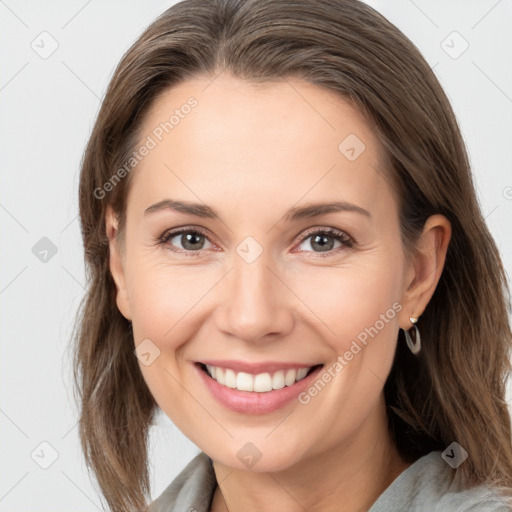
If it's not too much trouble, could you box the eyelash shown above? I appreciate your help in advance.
[157,226,354,258]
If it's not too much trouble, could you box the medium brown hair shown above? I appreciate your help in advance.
[72,0,512,510]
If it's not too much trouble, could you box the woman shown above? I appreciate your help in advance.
[72,0,512,510]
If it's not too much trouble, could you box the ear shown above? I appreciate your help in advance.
[105,205,132,321]
[399,214,451,329]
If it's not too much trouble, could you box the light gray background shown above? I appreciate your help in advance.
[1,1,511,510]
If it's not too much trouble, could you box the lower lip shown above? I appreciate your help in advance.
[194,363,324,415]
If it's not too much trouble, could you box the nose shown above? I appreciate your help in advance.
[215,249,295,344]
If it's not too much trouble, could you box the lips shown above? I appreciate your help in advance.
[194,361,325,414]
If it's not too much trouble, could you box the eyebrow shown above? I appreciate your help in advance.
[144,199,371,221]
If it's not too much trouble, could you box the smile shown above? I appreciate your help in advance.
[203,364,317,392]
[195,361,324,414]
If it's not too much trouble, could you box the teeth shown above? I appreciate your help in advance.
[215,367,225,385]
[204,365,314,392]
[237,372,254,392]
[272,370,285,390]
[296,368,309,380]
[254,373,272,392]
[206,365,216,379]
[284,369,296,386]
[224,368,237,388]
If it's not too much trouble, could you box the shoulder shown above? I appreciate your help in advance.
[369,451,512,512]
[147,451,217,512]
[435,487,511,512]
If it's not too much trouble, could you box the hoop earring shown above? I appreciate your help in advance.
[404,316,421,355]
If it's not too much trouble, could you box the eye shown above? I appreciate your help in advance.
[158,227,215,256]
[295,227,354,256]
[157,226,354,258]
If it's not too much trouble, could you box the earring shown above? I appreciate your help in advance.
[404,316,421,355]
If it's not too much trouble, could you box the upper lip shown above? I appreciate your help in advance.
[197,360,323,375]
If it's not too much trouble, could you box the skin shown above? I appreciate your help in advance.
[106,73,451,512]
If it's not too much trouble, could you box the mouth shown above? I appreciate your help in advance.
[194,360,325,414]
[195,362,324,393]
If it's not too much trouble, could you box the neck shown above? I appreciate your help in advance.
[211,399,411,512]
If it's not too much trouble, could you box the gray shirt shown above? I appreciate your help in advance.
[148,450,511,511]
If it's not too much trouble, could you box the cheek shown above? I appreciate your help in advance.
[125,260,207,422]
[125,257,224,395]
[292,256,403,351]
[127,256,213,336]
[288,260,403,438]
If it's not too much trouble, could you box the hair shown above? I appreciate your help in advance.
[72,0,512,510]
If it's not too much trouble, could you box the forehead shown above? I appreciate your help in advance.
[127,74,395,220]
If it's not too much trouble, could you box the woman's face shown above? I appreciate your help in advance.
[107,74,418,472]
